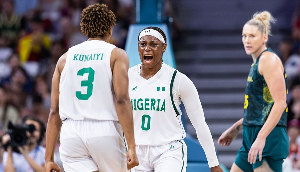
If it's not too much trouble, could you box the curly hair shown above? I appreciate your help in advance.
[80,3,116,38]
[138,26,167,43]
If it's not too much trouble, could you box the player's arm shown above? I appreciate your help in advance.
[248,52,287,164]
[178,74,221,169]
[44,53,67,172]
[110,48,138,170]
[218,118,243,146]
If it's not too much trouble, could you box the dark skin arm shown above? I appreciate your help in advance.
[44,53,66,172]
[110,48,139,170]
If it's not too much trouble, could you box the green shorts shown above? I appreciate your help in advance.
[235,126,289,172]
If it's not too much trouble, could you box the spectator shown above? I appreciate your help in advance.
[1,66,33,111]
[13,0,39,16]
[22,94,49,125]
[283,119,300,171]
[278,38,300,89]
[0,86,19,133]
[18,12,51,77]
[292,0,300,42]
[0,0,21,48]
[57,16,87,48]
[39,0,63,37]
[1,116,46,172]
[288,120,300,161]
[33,75,51,110]
[0,53,20,82]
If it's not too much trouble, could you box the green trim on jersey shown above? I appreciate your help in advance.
[179,140,185,172]
[170,70,180,117]
[243,48,288,127]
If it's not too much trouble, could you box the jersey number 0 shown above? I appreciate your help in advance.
[76,67,95,100]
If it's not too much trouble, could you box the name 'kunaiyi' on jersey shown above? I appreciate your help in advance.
[73,53,104,62]
[130,98,166,112]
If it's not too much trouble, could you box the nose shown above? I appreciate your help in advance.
[244,37,250,43]
[145,44,151,51]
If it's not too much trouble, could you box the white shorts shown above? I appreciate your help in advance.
[131,140,187,172]
[59,119,128,172]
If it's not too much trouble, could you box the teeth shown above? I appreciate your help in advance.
[144,56,153,60]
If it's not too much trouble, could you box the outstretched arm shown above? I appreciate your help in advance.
[111,48,138,170]
[178,74,221,171]
[45,53,66,172]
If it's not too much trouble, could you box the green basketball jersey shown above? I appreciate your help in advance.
[243,48,288,127]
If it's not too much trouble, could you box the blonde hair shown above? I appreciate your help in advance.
[246,11,276,36]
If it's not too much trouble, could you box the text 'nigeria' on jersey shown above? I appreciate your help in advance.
[131,98,166,112]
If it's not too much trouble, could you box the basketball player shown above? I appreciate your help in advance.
[218,11,289,172]
[44,4,138,172]
[129,26,223,172]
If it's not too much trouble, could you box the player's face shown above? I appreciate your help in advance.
[138,35,166,70]
[242,24,267,57]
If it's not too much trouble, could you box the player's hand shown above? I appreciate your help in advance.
[218,126,239,146]
[210,165,224,172]
[126,148,139,170]
[45,161,61,172]
[248,137,266,164]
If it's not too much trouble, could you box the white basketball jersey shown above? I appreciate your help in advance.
[59,40,118,121]
[128,63,186,145]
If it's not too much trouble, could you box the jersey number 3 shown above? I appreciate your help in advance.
[76,67,95,100]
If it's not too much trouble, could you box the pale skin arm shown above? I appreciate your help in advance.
[4,146,15,172]
[19,146,45,172]
[110,48,139,170]
[2,135,15,172]
[44,53,66,172]
[17,145,45,172]
[218,118,243,147]
[248,52,287,164]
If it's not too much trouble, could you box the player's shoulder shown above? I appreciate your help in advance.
[112,47,127,56]
[129,64,140,76]
[162,63,184,77]
[260,50,281,67]
[111,47,128,62]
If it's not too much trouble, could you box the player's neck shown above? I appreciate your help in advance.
[88,37,105,41]
[88,35,110,42]
[140,62,162,79]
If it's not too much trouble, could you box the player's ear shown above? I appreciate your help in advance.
[162,43,167,53]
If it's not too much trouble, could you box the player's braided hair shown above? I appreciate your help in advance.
[80,3,116,38]
[139,26,167,43]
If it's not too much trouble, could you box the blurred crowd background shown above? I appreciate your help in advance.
[1,0,300,171]
[0,0,179,170]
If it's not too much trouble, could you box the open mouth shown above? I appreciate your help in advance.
[144,55,153,62]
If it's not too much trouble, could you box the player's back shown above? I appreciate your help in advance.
[59,40,118,121]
